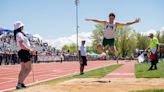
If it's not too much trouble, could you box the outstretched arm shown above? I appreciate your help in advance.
[116,18,141,26]
[85,18,106,24]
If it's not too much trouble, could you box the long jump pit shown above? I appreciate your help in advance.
[16,78,164,92]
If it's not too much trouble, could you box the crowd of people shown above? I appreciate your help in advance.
[0,28,56,65]
[0,30,82,65]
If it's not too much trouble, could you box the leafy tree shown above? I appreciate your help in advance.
[91,24,104,54]
[69,43,77,54]
[86,46,94,53]
[62,43,77,54]
[136,33,150,50]
[115,26,137,57]
[62,44,69,51]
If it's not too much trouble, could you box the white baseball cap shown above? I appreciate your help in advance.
[14,21,24,30]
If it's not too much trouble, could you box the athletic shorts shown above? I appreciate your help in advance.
[18,49,31,63]
[102,38,115,47]
[81,56,87,66]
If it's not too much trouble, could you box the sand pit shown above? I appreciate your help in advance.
[16,78,164,92]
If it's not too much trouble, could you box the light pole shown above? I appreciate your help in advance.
[75,0,79,59]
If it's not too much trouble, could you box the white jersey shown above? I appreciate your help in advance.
[79,45,86,56]
[16,32,31,51]
[103,22,116,39]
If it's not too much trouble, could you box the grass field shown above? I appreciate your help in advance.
[135,61,164,78]
[72,64,122,78]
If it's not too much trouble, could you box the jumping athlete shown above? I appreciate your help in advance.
[85,13,140,56]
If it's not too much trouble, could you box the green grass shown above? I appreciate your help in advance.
[47,64,122,85]
[72,64,122,78]
[135,61,164,78]
[131,89,164,92]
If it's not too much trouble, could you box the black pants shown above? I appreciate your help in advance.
[4,54,9,65]
[149,59,157,70]
[80,56,87,66]
[18,50,31,63]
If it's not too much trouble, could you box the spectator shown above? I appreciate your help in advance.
[34,51,38,63]
[60,53,64,63]
[159,47,163,60]
[146,33,159,70]
[14,21,36,89]
[12,51,18,65]
[79,40,87,75]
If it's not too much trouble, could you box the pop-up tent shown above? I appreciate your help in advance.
[0,27,13,35]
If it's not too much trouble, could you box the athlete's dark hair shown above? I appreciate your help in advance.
[109,13,115,18]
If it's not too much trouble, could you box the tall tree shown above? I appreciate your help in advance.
[136,33,150,50]
[115,26,137,57]
[62,43,77,54]
[91,24,104,54]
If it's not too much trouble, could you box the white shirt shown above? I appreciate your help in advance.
[104,22,116,39]
[16,32,31,51]
[79,45,86,56]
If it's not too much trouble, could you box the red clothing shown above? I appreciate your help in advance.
[150,54,156,60]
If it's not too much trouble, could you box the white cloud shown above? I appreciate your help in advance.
[45,32,93,49]
[160,27,164,35]
[140,29,157,36]
[140,26,164,36]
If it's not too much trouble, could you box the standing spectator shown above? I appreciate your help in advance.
[4,51,9,65]
[79,40,87,75]
[12,51,18,65]
[3,41,8,48]
[34,51,38,63]
[14,21,36,89]
[60,53,64,63]
[159,47,163,60]
[146,33,159,70]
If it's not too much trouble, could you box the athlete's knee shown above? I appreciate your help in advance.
[110,46,115,51]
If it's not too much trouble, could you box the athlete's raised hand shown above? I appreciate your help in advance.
[134,18,141,23]
[85,18,93,21]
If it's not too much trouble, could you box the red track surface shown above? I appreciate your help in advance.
[105,61,135,78]
[0,61,116,91]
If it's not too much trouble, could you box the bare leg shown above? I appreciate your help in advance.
[18,62,25,84]
[80,65,84,73]
[110,46,116,53]
[110,46,120,63]
[21,61,31,82]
